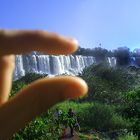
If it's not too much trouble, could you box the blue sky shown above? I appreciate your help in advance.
[0,0,140,51]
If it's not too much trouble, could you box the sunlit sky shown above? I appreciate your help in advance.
[0,0,140,51]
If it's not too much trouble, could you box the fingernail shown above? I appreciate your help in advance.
[73,39,79,47]
[61,35,79,45]
[68,38,79,45]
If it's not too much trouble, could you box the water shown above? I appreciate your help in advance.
[13,54,97,80]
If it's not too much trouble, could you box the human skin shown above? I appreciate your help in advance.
[0,30,88,139]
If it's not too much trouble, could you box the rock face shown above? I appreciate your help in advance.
[13,53,96,80]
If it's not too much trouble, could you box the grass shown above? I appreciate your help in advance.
[118,133,138,140]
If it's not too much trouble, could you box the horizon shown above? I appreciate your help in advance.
[1,0,140,51]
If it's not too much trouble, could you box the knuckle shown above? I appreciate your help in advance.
[0,55,15,69]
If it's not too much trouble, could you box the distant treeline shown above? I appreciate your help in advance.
[74,46,140,66]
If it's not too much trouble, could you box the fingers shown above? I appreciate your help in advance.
[0,76,88,139]
[0,55,15,104]
[0,30,78,55]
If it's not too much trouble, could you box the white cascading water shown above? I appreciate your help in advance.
[107,57,117,67]
[13,54,97,80]
[14,55,25,79]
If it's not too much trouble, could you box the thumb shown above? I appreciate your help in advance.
[0,76,88,139]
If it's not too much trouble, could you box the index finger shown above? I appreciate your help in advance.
[0,30,78,55]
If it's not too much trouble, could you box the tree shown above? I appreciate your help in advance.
[123,87,140,139]
[92,47,108,62]
[80,64,135,104]
[114,47,131,66]
[74,47,93,56]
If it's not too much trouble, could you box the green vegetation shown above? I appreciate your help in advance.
[80,63,136,103]
[123,88,140,139]
[118,133,137,140]
[75,47,140,66]
[10,64,140,139]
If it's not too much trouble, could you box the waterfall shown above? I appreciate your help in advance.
[14,55,25,79]
[13,54,96,80]
[107,57,117,67]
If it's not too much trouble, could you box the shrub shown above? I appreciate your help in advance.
[118,133,138,140]
[56,101,128,134]
[80,64,136,104]
[11,112,62,140]
[123,87,140,139]
[15,73,48,84]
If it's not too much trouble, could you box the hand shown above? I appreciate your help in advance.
[0,30,88,139]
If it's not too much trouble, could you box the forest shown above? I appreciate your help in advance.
[74,47,140,66]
